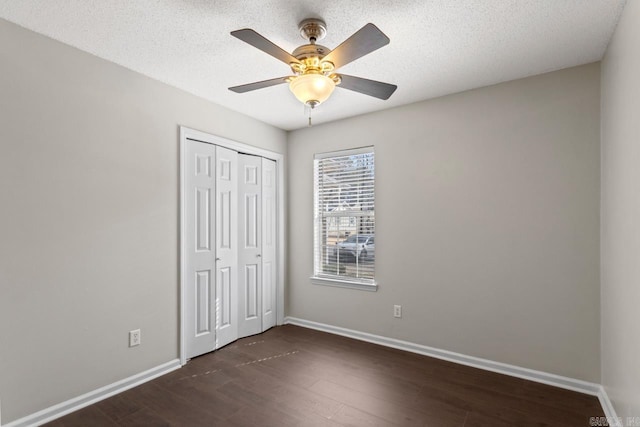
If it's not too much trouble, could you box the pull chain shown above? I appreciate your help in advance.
[304,103,314,127]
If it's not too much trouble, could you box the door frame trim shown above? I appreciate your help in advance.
[179,126,285,366]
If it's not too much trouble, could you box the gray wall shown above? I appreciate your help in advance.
[288,63,601,382]
[0,19,286,423]
[0,13,612,424]
[601,0,640,420]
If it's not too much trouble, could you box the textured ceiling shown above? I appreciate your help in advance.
[0,0,626,130]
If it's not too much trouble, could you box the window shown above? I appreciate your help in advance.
[312,147,376,290]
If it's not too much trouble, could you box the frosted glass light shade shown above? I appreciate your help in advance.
[289,74,335,106]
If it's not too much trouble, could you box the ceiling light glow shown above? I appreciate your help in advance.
[289,73,336,108]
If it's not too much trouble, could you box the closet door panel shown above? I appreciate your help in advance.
[261,158,277,331]
[215,146,238,349]
[185,140,216,359]
[238,154,262,338]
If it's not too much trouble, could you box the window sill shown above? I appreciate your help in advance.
[310,276,378,292]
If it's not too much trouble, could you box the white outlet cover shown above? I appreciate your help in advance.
[394,305,402,318]
[129,329,141,347]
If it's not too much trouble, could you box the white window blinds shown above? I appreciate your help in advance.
[313,147,375,287]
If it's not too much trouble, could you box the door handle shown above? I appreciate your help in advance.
[256,254,261,258]
[216,258,221,261]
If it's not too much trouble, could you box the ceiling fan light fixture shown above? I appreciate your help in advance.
[289,73,335,107]
[229,20,397,118]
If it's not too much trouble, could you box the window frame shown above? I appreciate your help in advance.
[310,146,377,291]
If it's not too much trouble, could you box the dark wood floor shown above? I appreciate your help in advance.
[45,325,605,426]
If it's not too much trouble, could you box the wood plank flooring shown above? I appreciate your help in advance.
[44,325,605,426]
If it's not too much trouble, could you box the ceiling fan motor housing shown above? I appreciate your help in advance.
[292,44,330,60]
[289,45,339,86]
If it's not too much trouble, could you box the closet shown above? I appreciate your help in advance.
[183,138,277,360]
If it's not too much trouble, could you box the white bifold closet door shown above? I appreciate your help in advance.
[238,154,276,337]
[214,146,238,349]
[237,155,277,337]
[185,141,217,358]
[261,158,277,331]
[238,154,263,338]
[185,141,277,360]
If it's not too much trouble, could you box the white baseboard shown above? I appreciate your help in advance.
[284,317,601,396]
[597,386,622,427]
[2,359,181,427]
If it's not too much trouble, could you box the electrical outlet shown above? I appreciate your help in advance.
[393,305,402,318]
[129,329,141,347]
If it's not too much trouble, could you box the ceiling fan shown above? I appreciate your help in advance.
[228,19,397,112]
